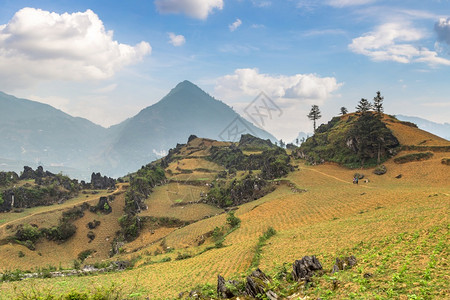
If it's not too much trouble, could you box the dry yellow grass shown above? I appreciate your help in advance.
[1,134,448,299]
[139,184,222,222]
[3,154,447,298]
[383,115,450,146]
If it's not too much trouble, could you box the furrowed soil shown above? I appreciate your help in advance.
[1,147,448,299]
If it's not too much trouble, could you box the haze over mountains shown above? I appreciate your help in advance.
[396,115,450,140]
[0,81,275,179]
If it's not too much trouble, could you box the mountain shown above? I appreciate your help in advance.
[396,114,450,140]
[292,131,312,145]
[0,82,276,178]
[0,91,109,179]
[99,81,277,176]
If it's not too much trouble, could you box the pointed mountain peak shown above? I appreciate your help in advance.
[159,80,213,105]
[170,80,204,95]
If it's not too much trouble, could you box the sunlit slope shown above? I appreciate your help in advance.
[2,148,448,299]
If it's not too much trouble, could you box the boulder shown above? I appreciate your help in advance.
[332,256,357,273]
[217,275,240,298]
[292,256,323,282]
[245,268,277,299]
[373,165,387,175]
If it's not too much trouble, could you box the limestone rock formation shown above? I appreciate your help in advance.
[292,255,323,282]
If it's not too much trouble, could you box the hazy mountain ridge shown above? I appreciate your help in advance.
[396,114,450,140]
[0,82,276,178]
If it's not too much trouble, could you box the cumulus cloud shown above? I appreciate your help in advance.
[215,68,342,103]
[0,8,151,88]
[229,19,242,32]
[349,22,450,66]
[435,17,450,45]
[155,0,223,19]
[168,32,186,46]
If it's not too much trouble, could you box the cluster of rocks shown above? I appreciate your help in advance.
[181,255,358,299]
[89,172,116,190]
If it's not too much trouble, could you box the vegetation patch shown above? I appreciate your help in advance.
[441,158,450,165]
[206,174,274,208]
[394,152,434,164]
[248,227,277,271]
[298,113,399,168]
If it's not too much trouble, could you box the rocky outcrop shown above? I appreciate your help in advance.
[89,196,112,214]
[90,172,116,190]
[373,165,387,175]
[332,256,357,273]
[292,255,323,282]
[0,171,19,187]
[217,275,241,299]
[246,269,278,299]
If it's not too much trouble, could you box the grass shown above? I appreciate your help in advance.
[1,137,449,299]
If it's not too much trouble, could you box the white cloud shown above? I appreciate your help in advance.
[168,32,186,46]
[215,68,342,140]
[349,22,450,66]
[229,19,242,32]
[0,8,151,88]
[435,17,450,45]
[252,0,271,7]
[326,0,376,7]
[155,0,223,19]
[215,68,342,103]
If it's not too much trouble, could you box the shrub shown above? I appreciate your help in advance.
[226,211,241,228]
[441,158,450,165]
[15,224,41,244]
[394,152,433,164]
[78,250,93,262]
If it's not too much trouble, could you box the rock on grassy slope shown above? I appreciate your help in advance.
[1,130,448,299]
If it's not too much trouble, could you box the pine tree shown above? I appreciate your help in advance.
[356,98,372,115]
[373,91,384,115]
[307,105,322,133]
[340,107,348,115]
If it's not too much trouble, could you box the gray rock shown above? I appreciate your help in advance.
[292,256,323,282]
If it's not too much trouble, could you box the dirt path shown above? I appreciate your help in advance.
[298,165,374,189]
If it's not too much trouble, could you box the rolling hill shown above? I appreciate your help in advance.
[0,119,448,299]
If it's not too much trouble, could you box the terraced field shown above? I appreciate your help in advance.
[1,146,448,299]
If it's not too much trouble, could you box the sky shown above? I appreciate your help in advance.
[0,0,450,142]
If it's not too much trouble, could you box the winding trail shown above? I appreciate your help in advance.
[298,165,375,189]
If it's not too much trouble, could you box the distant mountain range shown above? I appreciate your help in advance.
[396,115,450,140]
[0,81,276,179]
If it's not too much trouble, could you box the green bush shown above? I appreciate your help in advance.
[15,224,41,243]
[226,211,241,228]
[394,152,433,164]
[78,249,93,262]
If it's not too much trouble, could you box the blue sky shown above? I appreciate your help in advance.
[0,0,449,141]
